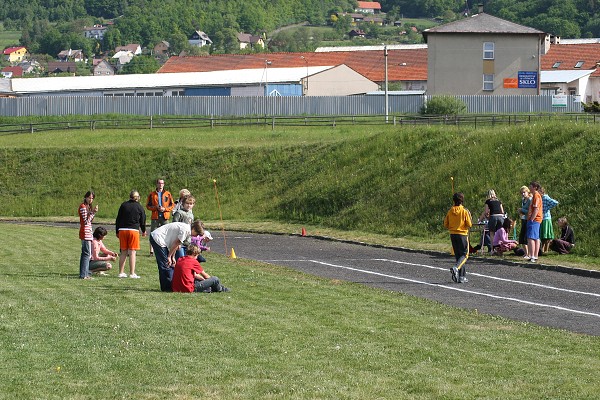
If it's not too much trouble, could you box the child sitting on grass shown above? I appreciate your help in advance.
[492,218,518,255]
[550,217,575,254]
[90,226,117,275]
[171,244,229,293]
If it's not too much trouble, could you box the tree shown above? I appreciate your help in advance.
[121,55,160,74]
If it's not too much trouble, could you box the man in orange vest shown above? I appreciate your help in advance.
[146,178,174,255]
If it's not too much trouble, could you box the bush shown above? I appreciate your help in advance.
[420,95,467,115]
[582,101,600,113]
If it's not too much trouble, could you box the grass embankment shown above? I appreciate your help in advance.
[0,222,598,399]
[0,120,599,267]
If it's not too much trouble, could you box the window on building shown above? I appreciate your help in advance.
[483,74,494,91]
[552,62,561,68]
[574,61,584,68]
[541,87,558,96]
[568,87,576,95]
[483,42,494,60]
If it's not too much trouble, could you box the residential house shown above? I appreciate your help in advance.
[355,1,382,14]
[188,31,213,47]
[112,51,134,70]
[115,44,142,55]
[93,59,116,76]
[349,29,366,38]
[84,25,108,40]
[58,49,85,62]
[423,7,546,95]
[47,61,77,74]
[3,47,28,63]
[343,12,385,26]
[1,66,23,78]
[153,41,170,56]
[540,42,600,103]
[237,33,265,50]
[17,60,41,74]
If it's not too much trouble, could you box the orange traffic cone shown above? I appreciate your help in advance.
[301,227,307,236]
[230,248,237,259]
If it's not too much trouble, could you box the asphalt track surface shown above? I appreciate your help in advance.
[208,231,600,336]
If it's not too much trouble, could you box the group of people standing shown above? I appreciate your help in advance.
[444,181,576,284]
[77,178,228,294]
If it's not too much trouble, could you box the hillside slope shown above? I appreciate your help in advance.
[0,122,598,256]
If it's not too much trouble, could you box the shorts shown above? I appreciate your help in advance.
[89,260,110,271]
[151,217,168,232]
[540,219,554,240]
[487,215,504,232]
[118,229,140,251]
[526,221,541,240]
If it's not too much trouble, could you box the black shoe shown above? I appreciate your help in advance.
[472,244,482,252]
[450,267,458,283]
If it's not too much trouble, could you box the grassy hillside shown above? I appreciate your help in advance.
[0,121,599,259]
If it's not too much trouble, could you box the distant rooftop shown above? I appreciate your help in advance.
[423,13,545,38]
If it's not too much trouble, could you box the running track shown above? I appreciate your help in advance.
[210,231,600,336]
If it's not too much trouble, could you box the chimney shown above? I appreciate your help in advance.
[478,3,484,13]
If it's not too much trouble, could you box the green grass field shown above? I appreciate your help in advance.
[1,222,598,399]
[0,29,21,50]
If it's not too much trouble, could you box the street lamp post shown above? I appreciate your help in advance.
[300,56,309,95]
[384,44,389,123]
[265,60,272,96]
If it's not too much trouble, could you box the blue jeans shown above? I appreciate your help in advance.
[79,240,91,278]
[149,235,173,292]
[194,276,224,293]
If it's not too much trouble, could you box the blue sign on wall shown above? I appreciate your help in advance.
[518,71,538,88]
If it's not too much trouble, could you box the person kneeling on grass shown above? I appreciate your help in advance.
[492,218,519,255]
[172,244,230,293]
[90,227,117,276]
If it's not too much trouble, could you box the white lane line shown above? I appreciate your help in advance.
[265,259,600,318]
[374,258,600,298]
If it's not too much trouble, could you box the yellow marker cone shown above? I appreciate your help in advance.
[230,248,237,259]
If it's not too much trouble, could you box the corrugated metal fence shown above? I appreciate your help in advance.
[0,95,583,117]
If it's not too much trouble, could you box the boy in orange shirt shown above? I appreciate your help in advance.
[444,192,473,283]
[526,181,543,262]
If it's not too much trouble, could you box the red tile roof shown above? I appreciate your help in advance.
[157,50,428,82]
[541,43,600,77]
[3,46,26,55]
[357,2,382,10]
[1,66,23,76]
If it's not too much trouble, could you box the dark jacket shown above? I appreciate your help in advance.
[115,200,147,234]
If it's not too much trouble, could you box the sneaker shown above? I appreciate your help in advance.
[129,274,141,279]
[450,267,459,283]
[530,258,537,263]
[460,276,468,283]
[96,271,108,276]
[81,276,93,280]
[117,272,128,278]
[220,287,231,292]
[523,255,531,260]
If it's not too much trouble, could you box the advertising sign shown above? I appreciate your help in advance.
[552,94,568,107]
[518,71,538,88]
[503,78,518,88]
